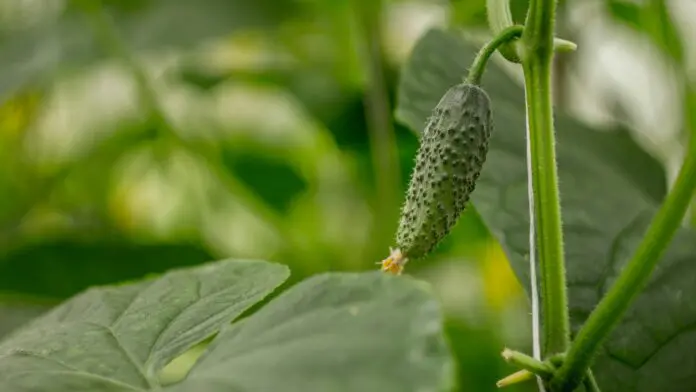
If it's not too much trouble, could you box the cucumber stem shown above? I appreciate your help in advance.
[466,25,524,85]
[486,0,522,63]
[501,348,555,379]
[521,0,571,360]
[485,0,576,65]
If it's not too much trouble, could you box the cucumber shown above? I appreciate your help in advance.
[382,83,493,275]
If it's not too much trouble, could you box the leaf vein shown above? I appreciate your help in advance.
[0,350,146,391]
[83,322,154,388]
[3,369,145,391]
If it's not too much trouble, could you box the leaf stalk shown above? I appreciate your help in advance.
[501,348,555,378]
[466,25,524,85]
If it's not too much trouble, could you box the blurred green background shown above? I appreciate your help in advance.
[1,0,693,390]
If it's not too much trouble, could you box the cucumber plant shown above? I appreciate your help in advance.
[2,1,694,392]
[390,0,696,391]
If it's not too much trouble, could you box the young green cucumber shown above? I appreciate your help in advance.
[382,83,493,274]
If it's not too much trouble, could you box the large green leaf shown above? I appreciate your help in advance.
[169,272,453,392]
[0,0,299,99]
[0,262,453,392]
[395,28,696,391]
[0,259,289,390]
[0,305,48,340]
[0,240,215,300]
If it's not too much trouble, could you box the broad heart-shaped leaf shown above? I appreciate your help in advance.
[0,0,300,99]
[0,259,289,391]
[168,272,453,392]
[396,28,696,391]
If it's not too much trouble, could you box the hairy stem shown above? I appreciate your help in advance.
[502,349,555,378]
[466,25,523,85]
[521,0,570,358]
[525,95,545,392]
[486,0,576,64]
[551,88,696,392]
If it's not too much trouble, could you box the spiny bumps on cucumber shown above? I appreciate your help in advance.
[382,83,492,275]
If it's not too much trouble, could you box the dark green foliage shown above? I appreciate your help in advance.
[397,83,492,260]
[222,152,308,213]
[0,240,214,300]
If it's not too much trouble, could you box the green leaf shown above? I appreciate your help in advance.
[0,264,453,392]
[0,0,300,99]
[0,240,215,300]
[169,272,453,392]
[0,305,48,341]
[395,28,696,391]
[0,259,289,391]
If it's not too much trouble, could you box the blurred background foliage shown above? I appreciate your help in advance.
[0,0,694,391]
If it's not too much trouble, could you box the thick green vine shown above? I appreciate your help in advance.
[521,0,571,358]
[484,1,696,391]
[486,0,576,64]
